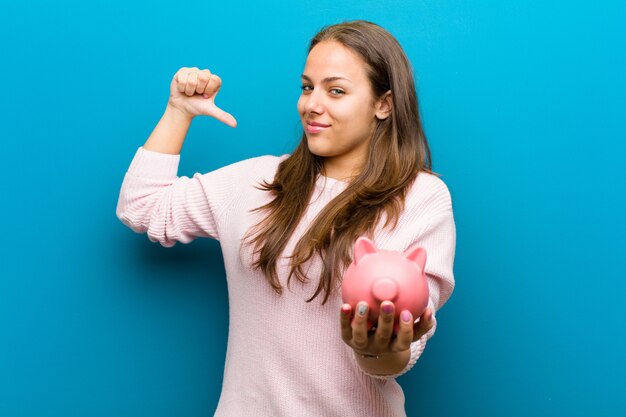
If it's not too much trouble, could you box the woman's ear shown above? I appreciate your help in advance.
[375,91,393,120]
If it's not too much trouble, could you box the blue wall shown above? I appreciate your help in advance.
[1,1,624,416]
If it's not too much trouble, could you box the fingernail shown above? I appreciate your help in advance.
[357,303,367,316]
[341,304,351,315]
[401,310,412,323]
[382,303,393,314]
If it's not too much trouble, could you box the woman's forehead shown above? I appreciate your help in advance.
[303,41,368,83]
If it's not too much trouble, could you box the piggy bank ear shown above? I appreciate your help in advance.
[404,246,427,270]
[354,237,377,264]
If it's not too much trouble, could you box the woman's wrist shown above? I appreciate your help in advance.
[143,105,193,155]
[354,349,411,376]
[165,103,194,123]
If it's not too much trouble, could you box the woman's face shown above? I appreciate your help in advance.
[298,40,388,179]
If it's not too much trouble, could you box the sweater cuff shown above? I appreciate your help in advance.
[127,147,181,180]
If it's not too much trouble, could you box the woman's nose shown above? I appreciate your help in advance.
[304,90,325,114]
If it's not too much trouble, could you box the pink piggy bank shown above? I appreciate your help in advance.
[342,237,429,333]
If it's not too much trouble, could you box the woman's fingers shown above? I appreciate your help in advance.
[170,67,237,127]
[340,304,353,344]
[351,302,370,351]
[412,308,435,342]
[184,69,198,96]
[195,70,212,95]
[340,302,436,358]
[391,310,414,352]
[203,74,221,97]
[174,68,187,94]
[174,68,215,97]
[340,302,433,356]
[372,301,395,350]
[200,74,236,126]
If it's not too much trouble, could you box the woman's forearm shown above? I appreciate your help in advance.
[355,349,410,376]
[143,105,193,155]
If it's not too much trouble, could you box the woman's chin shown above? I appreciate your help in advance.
[306,140,333,158]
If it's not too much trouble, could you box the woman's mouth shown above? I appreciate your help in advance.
[305,121,330,134]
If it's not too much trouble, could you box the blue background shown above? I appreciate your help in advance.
[1,0,625,416]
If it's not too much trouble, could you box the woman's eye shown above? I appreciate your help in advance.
[330,88,345,96]
[301,85,313,92]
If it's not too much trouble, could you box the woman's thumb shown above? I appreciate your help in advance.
[202,94,237,128]
[214,107,237,128]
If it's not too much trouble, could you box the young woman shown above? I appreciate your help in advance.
[117,20,455,417]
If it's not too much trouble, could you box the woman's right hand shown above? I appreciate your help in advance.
[167,67,237,128]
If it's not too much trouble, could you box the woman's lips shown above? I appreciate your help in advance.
[305,121,330,134]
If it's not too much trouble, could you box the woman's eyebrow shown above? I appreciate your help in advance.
[301,74,352,84]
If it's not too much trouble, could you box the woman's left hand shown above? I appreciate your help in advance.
[339,301,435,357]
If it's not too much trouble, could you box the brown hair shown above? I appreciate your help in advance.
[244,20,433,304]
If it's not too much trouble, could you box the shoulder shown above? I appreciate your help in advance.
[404,171,453,217]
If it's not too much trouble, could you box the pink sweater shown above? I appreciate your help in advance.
[116,147,456,417]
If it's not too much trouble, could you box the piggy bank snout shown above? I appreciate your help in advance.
[371,277,398,302]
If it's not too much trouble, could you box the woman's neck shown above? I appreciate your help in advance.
[321,157,364,182]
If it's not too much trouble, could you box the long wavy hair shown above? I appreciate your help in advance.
[244,20,433,304]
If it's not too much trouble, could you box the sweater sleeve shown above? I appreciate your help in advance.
[362,180,456,380]
[116,147,271,246]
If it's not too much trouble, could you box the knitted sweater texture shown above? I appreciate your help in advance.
[116,147,456,417]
